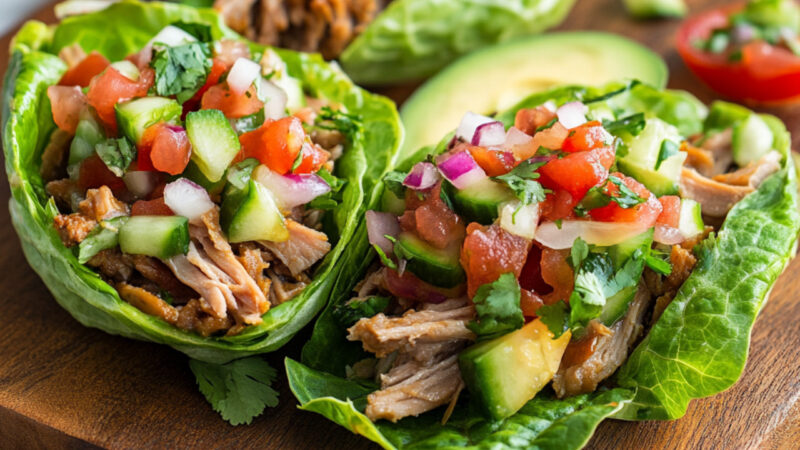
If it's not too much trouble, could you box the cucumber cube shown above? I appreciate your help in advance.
[220,179,288,243]
[186,109,241,183]
[119,215,189,259]
[115,96,182,145]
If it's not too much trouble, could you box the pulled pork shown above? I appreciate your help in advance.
[259,219,331,276]
[214,0,382,59]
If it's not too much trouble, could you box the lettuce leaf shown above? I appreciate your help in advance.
[2,0,402,364]
[340,0,576,84]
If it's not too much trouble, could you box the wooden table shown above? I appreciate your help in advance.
[1,1,798,448]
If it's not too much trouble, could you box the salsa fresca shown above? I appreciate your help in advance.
[44,24,352,337]
[678,0,800,103]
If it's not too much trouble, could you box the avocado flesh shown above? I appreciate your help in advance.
[459,318,571,421]
[399,32,668,159]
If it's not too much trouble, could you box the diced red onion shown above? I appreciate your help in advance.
[732,24,756,44]
[163,178,214,222]
[556,101,588,129]
[227,58,261,96]
[252,165,330,210]
[504,127,533,148]
[123,171,162,199]
[471,121,506,147]
[535,220,649,249]
[366,211,401,255]
[437,151,487,189]
[259,79,289,120]
[654,224,685,245]
[403,162,440,190]
[455,112,496,142]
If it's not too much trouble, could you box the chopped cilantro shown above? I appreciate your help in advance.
[493,159,548,206]
[645,249,672,276]
[170,21,212,42]
[574,175,644,216]
[332,296,391,328]
[607,175,646,208]
[373,243,397,270]
[291,145,304,172]
[570,237,590,269]
[467,273,524,341]
[95,137,136,177]
[308,169,346,210]
[537,300,570,337]
[603,113,646,137]
[655,139,680,170]
[315,106,364,143]
[151,41,211,104]
[383,171,407,199]
[77,216,128,264]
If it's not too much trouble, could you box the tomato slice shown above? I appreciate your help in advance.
[538,145,615,201]
[677,5,800,103]
[59,51,110,88]
[539,189,577,222]
[588,173,662,226]
[460,223,530,299]
[87,67,154,132]
[47,85,87,134]
[141,123,192,176]
[240,117,305,174]
[467,145,515,176]
[514,106,556,135]
[562,121,611,152]
[77,154,125,192]
[656,195,681,228]
[131,197,173,216]
[292,142,331,174]
[201,83,263,119]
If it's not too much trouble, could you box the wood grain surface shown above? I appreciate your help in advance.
[1,1,798,448]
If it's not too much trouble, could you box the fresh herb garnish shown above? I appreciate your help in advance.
[493,159,548,206]
[372,243,397,270]
[232,108,266,134]
[574,175,645,216]
[291,145,304,172]
[537,300,570,337]
[332,296,391,328]
[383,170,408,199]
[170,21,212,42]
[603,113,646,137]
[95,137,136,177]
[77,216,129,263]
[315,106,364,143]
[308,169,346,210]
[655,139,680,170]
[467,273,524,341]
[151,41,211,104]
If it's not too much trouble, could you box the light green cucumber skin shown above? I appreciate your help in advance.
[185,109,241,183]
[445,179,516,225]
[732,114,774,167]
[678,198,704,237]
[608,229,654,269]
[119,215,189,259]
[623,0,687,18]
[458,339,514,421]
[68,118,105,175]
[115,96,182,145]
[219,179,287,243]
[395,231,465,288]
[617,157,679,196]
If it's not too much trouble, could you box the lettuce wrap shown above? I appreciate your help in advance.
[2,0,402,364]
[286,82,800,448]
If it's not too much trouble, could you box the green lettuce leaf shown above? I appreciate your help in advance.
[340,0,576,84]
[3,0,402,364]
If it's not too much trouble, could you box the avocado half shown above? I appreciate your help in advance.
[399,31,668,158]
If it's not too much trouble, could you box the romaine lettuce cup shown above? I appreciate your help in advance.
[286,82,799,448]
[2,0,401,364]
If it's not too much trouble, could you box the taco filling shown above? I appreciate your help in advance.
[343,90,782,422]
[42,25,353,337]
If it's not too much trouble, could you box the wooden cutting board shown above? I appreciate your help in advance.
[1,1,798,448]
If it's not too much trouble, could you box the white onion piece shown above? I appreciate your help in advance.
[542,100,557,112]
[499,201,539,240]
[366,211,401,255]
[258,79,289,119]
[123,171,161,199]
[472,121,506,147]
[227,58,261,96]
[437,151,487,189]
[54,0,115,19]
[252,165,330,210]
[455,112,496,142]
[535,220,649,249]
[134,25,197,66]
[654,224,685,245]
[503,126,533,149]
[556,101,588,129]
[110,60,140,81]
[163,178,214,222]
[403,162,440,190]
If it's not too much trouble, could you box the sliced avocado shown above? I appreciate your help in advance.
[443,178,516,225]
[115,96,182,145]
[399,32,668,158]
[459,318,571,421]
[220,179,288,243]
[394,231,465,288]
[623,0,687,18]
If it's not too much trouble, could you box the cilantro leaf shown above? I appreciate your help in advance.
[291,145,304,172]
[607,175,645,208]
[372,243,397,270]
[170,21,212,42]
[232,108,266,134]
[189,357,279,426]
[538,300,570,337]
[151,42,211,104]
[569,253,614,329]
[467,273,524,340]
[95,137,136,177]
[225,158,259,191]
[573,175,644,216]
[493,159,548,206]
[315,106,364,143]
[645,249,672,275]
[603,113,646,137]
[332,296,391,328]
[570,237,590,269]
[383,171,407,199]
[308,169,346,210]
[655,139,680,170]
[77,216,128,264]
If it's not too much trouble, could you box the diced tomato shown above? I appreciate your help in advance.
[467,145,515,176]
[201,83,263,119]
[239,117,305,174]
[656,195,681,228]
[47,85,87,134]
[383,267,466,303]
[539,189,577,222]
[519,244,552,295]
[520,290,545,318]
[540,247,574,305]
[131,197,173,216]
[77,154,125,192]
[514,106,556,135]
[59,51,110,88]
[588,173,662,226]
[538,145,615,201]
[513,122,569,160]
[141,123,192,176]
[562,121,611,153]
[292,142,331,174]
[399,183,465,249]
[182,58,228,117]
[87,67,154,132]
[214,39,251,68]
[460,223,531,298]
[136,144,156,172]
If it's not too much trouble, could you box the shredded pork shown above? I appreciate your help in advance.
[259,219,331,276]
[117,282,178,325]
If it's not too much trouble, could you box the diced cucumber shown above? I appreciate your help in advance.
[617,157,682,196]
[459,319,571,421]
[223,158,260,199]
[587,102,615,123]
[732,114,774,167]
[181,160,226,196]
[394,231,465,288]
[599,284,637,326]
[115,96,182,145]
[77,216,128,264]
[704,101,750,132]
[678,198,704,239]
[186,109,241,183]
[623,118,682,169]
[68,117,105,178]
[608,228,653,270]
[119,215,189,259]
[444,178,516,225]
[380,189,406,216]
[261,49,306,110]
[220,179,288,243]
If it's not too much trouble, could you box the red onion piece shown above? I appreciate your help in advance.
[556,101,588,129]
[455,112,496,142]
[654,224,685,245]
[123,171,162,199]
[227,57,261,96]
[258,79,288,119]
[535,220,649,249]
[471,121,506,147]
[163,178,214,222]
[366,211,401,255]
[253,165,330,210]
[403,162,440,190]
[437,151,487,189]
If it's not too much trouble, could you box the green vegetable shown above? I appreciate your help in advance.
[603,112,646,137]
[393,232,465,288]
[185,109,241,183]
[732,113,774,166]
[743,0,800,32]
[308,169,346,211]
[171,21,213,42]
[189,357,279,426]
[492,158,548,206]
[442,178,516,225]
[331,296,390,328]
[231,108,265,134]
[95,137,136,177]
[574,175,645,217]
[119,215,190,259]
[616,118,686,196]
[467,273,524,341]
[77,216,129,264]
[623,0,687,18]
[115,96,182,145]
[151,41,211,104]
[220,179,288,243]
[677,198,704,239]
[340,0,576,85]
[68,117,104,177]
